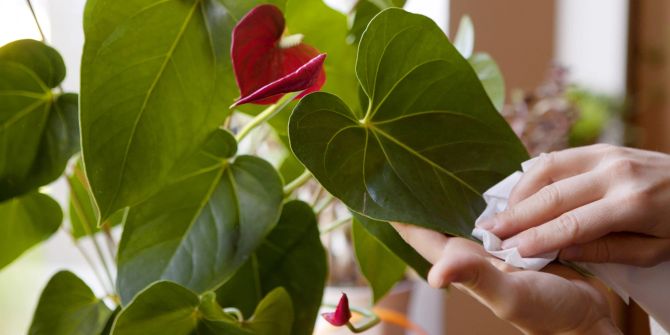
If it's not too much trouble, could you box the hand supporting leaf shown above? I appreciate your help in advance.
[289,9,528,236]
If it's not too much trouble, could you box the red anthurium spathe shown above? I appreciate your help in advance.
[231,4,326,107]
[322,293,352,327]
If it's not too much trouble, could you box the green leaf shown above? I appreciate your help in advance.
[469,52,505,112]
[453,15,474,59]
[68,159,124,239]
[0,40,79,200]
[28,271,112,335]
[348,0,406,44]
[0,39,66,88]
[81,0,239,219]
[353,213,430,278]
[0,62,51,200]
[117,129,283,304]
[352,218,406,303]
[111,281,230,335]
[216,200,326,335]
[111,282,291,335]
[243,288,293,335]
[0,192,62,270]
[289,8,528,236]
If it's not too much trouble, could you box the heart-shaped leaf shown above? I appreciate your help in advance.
[117,129,283,304]
[0,39,65,88]
[216,200,327,335]
[111,282,292,335]
[0,43,78,201]
[81,0,241,219]
[28,271,112,335]
[0,192,62,270]
[231,4,326,106]
[352,218,406,303]
[289,9,528,235]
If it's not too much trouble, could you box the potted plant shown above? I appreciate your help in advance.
[0,0,521,334]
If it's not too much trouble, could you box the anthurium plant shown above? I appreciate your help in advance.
[0,0,524,334]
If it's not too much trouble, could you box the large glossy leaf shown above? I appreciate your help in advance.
[217,200,327,335]
[117,129,283,304]
[469,52,505,112]
[0,40,79,200]
[81,0,241,219]
[0,192,62,270]
[28,271,112,335]
[352,218,406,303]
[353,213,430,278]
[0,39,65,88]
[290,9,528,236]
[111,282,292,335]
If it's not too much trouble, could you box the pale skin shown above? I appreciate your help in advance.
[392,223,620,334]
[479,143,670,266]
[393,144,670,333]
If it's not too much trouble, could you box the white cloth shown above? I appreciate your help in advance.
[472,157,670,331]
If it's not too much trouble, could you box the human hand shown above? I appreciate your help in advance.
[392,223,620,334]
[478,144,670,266]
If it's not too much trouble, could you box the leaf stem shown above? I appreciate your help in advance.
[319,215,352,235]
[234,92,298,142]
[66,176,117,292]
[283,170,312,196]
[26,0,47,42]
[64,227,113,295]
[314,193,334,214]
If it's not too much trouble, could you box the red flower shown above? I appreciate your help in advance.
[322,293,352,327]
[231,4,326,107]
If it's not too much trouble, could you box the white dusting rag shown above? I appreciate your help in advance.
[473,157,670,331]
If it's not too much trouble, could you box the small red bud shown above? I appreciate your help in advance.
[322,293,352,327]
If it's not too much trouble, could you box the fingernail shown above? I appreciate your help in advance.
[501,237,519,249]
[559,245,582,260]
[477,218,495,230]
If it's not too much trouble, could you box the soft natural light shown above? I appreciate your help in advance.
[0,0,50,46]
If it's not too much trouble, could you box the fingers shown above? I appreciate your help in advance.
[559,234,670,267]
[391,222,448,264]
[501,199,627,257]
[428,247,514,307]
[508,145,607,206]
[482,171,606,239]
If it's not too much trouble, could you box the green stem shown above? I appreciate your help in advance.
[65,228,113,295]
[101,223,116,261]
[234,92,298,142]
[314,193,334,214]
[66,177,117,292]
[320,216,352,235]
[283,170,312,196]
[26,0,46,42]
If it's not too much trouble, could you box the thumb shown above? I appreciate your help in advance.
[559,234,670,267]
